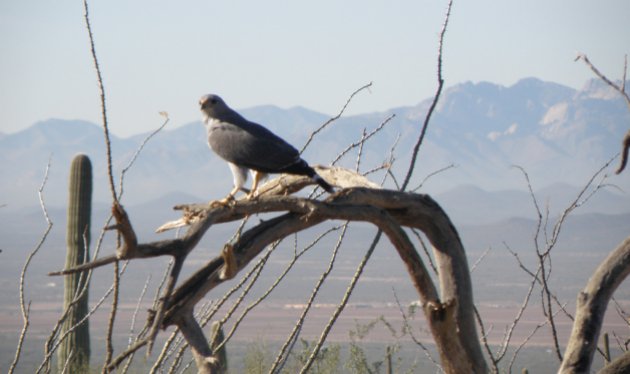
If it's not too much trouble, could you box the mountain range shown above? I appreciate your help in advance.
[1,77,629,212]
[2,77,630,325]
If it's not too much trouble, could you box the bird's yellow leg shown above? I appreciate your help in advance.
[210,186,239,207]
[247,171,264,200]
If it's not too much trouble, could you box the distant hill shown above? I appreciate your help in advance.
[1,77,629,210]
[435,182,630,225]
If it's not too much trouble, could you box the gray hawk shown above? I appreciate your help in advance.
[199,94,334,203]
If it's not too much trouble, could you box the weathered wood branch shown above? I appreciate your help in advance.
[49,168,487,373]
[159,188,486,373]
[559,235,630,373]
[599,350,630,374]
[174,311,220,374]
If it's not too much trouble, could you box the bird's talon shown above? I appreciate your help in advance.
[209,195,235,208]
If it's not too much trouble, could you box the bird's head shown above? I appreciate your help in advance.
[199,94,229,119]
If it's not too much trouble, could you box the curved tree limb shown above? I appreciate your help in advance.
[163,188,485,372]
[559,236,630,373]
[599,350,630,374]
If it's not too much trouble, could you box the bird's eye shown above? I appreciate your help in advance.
[210,98,218,105]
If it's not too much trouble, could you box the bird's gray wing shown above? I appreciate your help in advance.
[208,119,301,173]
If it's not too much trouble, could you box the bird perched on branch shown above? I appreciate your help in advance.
[200,94,334,204]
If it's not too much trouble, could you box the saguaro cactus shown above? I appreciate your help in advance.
[58,154,92,372]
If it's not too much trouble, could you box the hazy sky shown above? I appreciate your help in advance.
[1,0,629,137]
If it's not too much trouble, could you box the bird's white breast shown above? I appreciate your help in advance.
[203,116,220,127]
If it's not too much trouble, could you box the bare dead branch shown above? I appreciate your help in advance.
[575,53,630,174]
[219,227,345,358]
[576,53,630,109]
[300,82,373,154]
[599,350,630,374]
[410,228,438,275]
[214,245,275,349]
[120,274,152,374]
[102,260,121,373]
[300,229,384,374]
[269,224,348,372]
[474,305,497,372]
[82,0,117,203]
[380,138,402,187]
[118,113,170,200]
[154,166,380,234]
[37,261,130,374]
[331,114,396,165]
[9,157,53,374]
[470,246,491,273]
[356,128,368,172]
[401,0,452,191]
[145,256,185,355]
[392,292,442,371]
[411,163,457,193]
[511,160,615,363]
[495,251,540,363]
[507,314,551,373]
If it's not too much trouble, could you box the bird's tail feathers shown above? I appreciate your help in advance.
[313,174,334,193]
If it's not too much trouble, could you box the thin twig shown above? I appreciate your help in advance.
[497,245,541,363]
[213,245,276,350]
[376,133,401,188]
[120,274,152,373]
[269,224,348,373]
[331,114,396,165]
[300,82,372,154]
[410,229,438,275]
[83,0,117,203]
[37,261,130,374]
[411,163,456,192]
[575,53,630,108]
[299,230,383,374]
[470,246,492,273]
[392,292,442,371]
[474,305,497,373]
[9,157,53,374]
[507,316,550,373]
[102,260,122,373]
[576,53,630,174]
[401,0,452,191]
[356,128,367,172]
[146,257,185,355]
[59,349,74,374]
[118,113,170,200]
